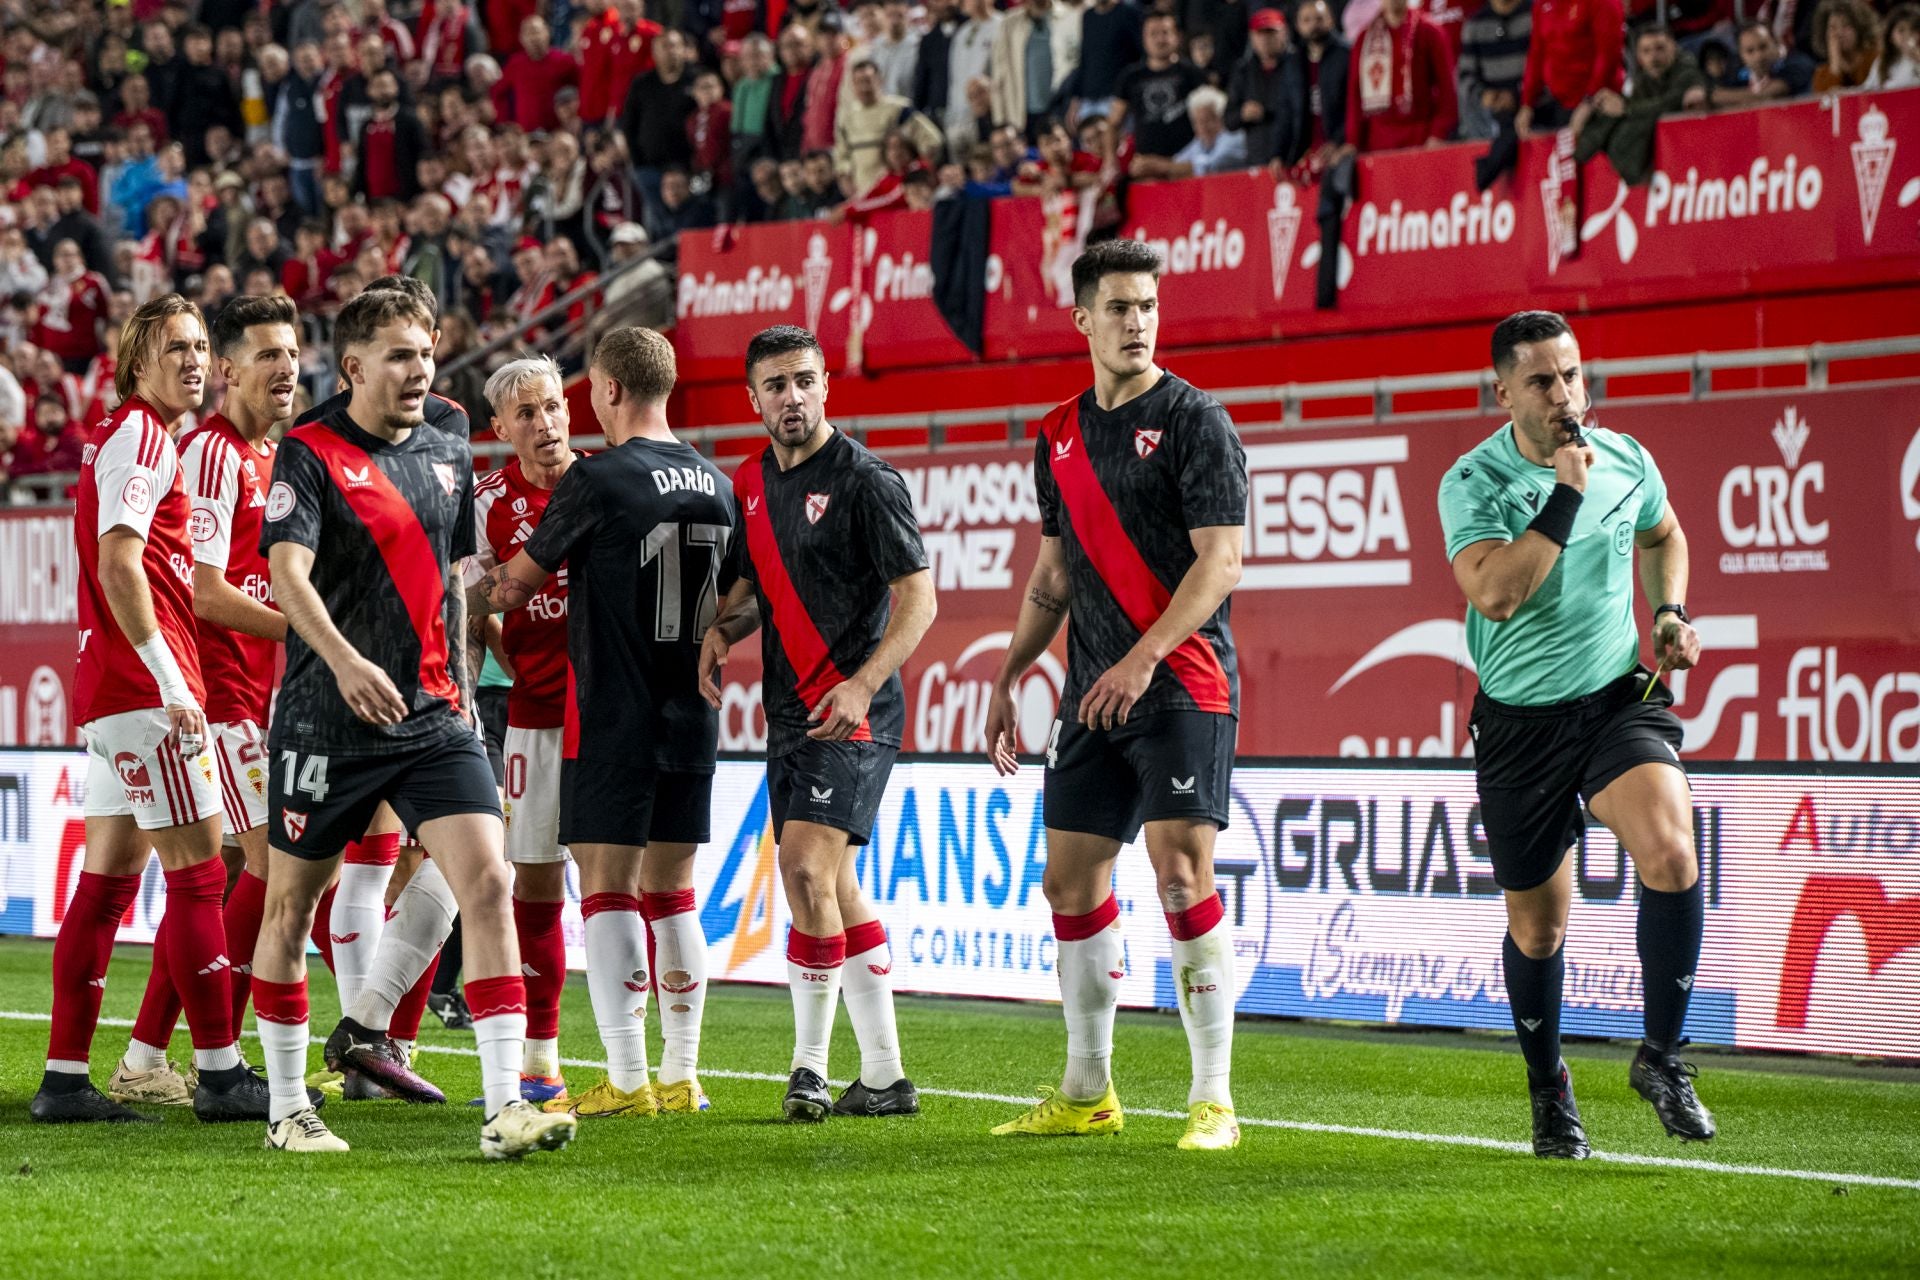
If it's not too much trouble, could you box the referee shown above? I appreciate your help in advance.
[1439,311,1715,1159]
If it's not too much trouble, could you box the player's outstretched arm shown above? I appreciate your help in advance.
[100,527,207,747]
[699,577,761,709]
[1635,502,1701,672]
[193,563,288,641]
[1080,523,1243,731]
[808,568,938,742]
[986,535,1072,774]
[270,541,408,726]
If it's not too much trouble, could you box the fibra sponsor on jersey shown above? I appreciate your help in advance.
[1241,435,1411,590]
[1716,405,1828,574]
[897,459,1038,592]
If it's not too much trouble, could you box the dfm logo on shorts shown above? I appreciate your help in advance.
[112,752,155,807]
[1716,406,1829,574]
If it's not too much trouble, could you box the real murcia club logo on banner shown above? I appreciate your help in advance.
[1851,104,1895,245]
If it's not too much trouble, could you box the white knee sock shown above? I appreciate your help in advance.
[348,859,457,1031]
[330,861,393,1014]
[472,1006,527,1118]
[1168,894,1235,1109]
[785,928,844,1079]
[251,977,312,1124]
[841,920,904,1088]
[583,894,651,1092]
[1055,897,1124,1100]
[645,894,707,1085]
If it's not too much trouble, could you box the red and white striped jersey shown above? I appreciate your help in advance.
[465,459,569,729]
[178,413,279,727]
[74,396,205,725]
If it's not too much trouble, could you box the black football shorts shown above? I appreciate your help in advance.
[1043,710,1236,845]
[559,760,714,847]
[1470,666,1688,891]
[270,730,502,860]
[766,739,898,846]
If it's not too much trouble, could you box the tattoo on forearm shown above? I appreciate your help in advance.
[1027,586,1068,615]
[482,563,538,611]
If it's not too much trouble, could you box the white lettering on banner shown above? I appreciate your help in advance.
[1644,156,1823,227]
[675,266,798,319]
[1776,647,1920,762]
[1240,437,1411,589]
[718,680,767,751]
[871,250,933,302]
[1127,219,1247,276]
[1900,425,1920,551]
[898,461,1040,592]
[0,515,78,625]
[1716,406,1829,573]
[914,633,1066,753]
[1355,192,1515,257]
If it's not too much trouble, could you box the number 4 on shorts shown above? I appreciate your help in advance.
[280,750,331,802]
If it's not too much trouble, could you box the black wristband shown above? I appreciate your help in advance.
[1526,483,1582,548]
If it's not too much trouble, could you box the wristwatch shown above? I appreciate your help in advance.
[1654,603,1690,625]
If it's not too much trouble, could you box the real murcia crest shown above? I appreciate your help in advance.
[802,233,832,333]
[1850,104,1895,245]
[1266,184,1302,301]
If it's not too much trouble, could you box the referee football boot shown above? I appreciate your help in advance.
[1529,1063,1591,1160]
[832,1077,919,1118]
[1630,1045,1717,1142]
[323,1017,446,1104]
[107,1058,195,1106]
[991,1084,1125,1138]
[192,1062,276,1122]
[782,1067,832,1122]
[30,1076,159,1124]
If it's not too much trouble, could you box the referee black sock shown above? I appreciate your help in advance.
[1502,933,1564,1088]
[1637,878,1704,1054]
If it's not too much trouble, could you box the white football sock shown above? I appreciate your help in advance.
[584,904,651,1092]
[1058,915,1124,1101]
[330,861,394,1013]
[347,859,456,1031]
[841,929,904,1088]
[523,1038,560,1077]
[122,1037,168,1072]
[787,958,842,1079]
[258,1018,311,1123]
[650,908,707,1085]
[193,1043,241,1072]
[473,1009,527,1118]
[1172,914,1236,1109]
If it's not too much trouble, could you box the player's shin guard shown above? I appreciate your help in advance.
[583,894,650,1090]
[347,854,456,1032]
[466,975,529,1118]
[47,871,142,1075]
[840,919,903,1089]
[225,870,268,1040]
[1637,877,1704,1053]
[1167,894,1234,1109]
[1054,896,1123,1100]
[785,929,845,1079]
[643,891,706,1085]
[162,858,239,1072]
[252,977,312,1123]
[330,834,401,1011]
[513,897,567,1076]
[127,910,182,1069]
[1503,934,1565,1086]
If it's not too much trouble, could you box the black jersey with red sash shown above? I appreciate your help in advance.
[733,430,927,757]
[262,406,477,756]
[296,387,473,439]
[1035,372,1248,721]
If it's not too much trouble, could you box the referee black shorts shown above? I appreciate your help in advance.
[269,731,502,861]
[1043,710,1236,845]
[1470,666,1687,892]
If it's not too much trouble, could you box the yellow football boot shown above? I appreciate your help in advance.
[990,1084,1124,1137]
[1177,1101,1241,1151]
[654,1077,711,1114]
[555,1077,658,1117]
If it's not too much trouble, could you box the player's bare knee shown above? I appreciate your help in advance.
[1634,842,1697,894]
[779,854,835,909]
[1510,921,1566,958]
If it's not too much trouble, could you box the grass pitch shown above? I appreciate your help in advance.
[0,938,1913,1279]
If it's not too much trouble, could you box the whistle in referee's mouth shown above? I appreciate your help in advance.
[1557,415,1588,448]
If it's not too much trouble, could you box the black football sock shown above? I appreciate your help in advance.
[1502,933,1565,1088]
[1637,877,1704,1054]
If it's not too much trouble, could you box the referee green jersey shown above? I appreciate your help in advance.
[1438,423,1668,706]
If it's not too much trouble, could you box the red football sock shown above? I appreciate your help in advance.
[310,882,337,973]
[513,897,567,1043]
[161,858,234,1052]
[47,871,140,1066]
[388,951,441,1042]
[224,870,268,1038]
[130,908,184,1051]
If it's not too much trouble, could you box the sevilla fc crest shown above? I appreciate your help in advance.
[432,462,458,496]
[283,810,308,842]
[1134,429,1164,459]
[806,492,830,524]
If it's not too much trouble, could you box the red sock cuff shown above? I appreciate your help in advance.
[344,832,402,866]
[844,919,888,956]
[1166,893,1225,942]
[640,889,697,921]
[785,928,846,970]
[163,856,227,897]
[251,977,309,1025]
[465,974,528,1021]
[513,897,566,930]
[1053,895,1120,942]
[75,870,141,919]
[581,892,641,919]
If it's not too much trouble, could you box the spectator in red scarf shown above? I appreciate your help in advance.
[1348,0,1458,151]
[494,15,579,132]
[580,0,662,124]
[418,0,487,88]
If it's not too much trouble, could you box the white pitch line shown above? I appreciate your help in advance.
[5,1010,1916,1192]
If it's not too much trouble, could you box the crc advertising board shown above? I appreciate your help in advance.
[2,751,1913,1059]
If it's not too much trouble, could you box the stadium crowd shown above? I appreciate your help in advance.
[0,0,1912,493]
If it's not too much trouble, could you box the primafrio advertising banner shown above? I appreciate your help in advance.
[2,751,1914,1059]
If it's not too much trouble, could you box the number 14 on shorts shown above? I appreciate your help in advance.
[281,751,332,801]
